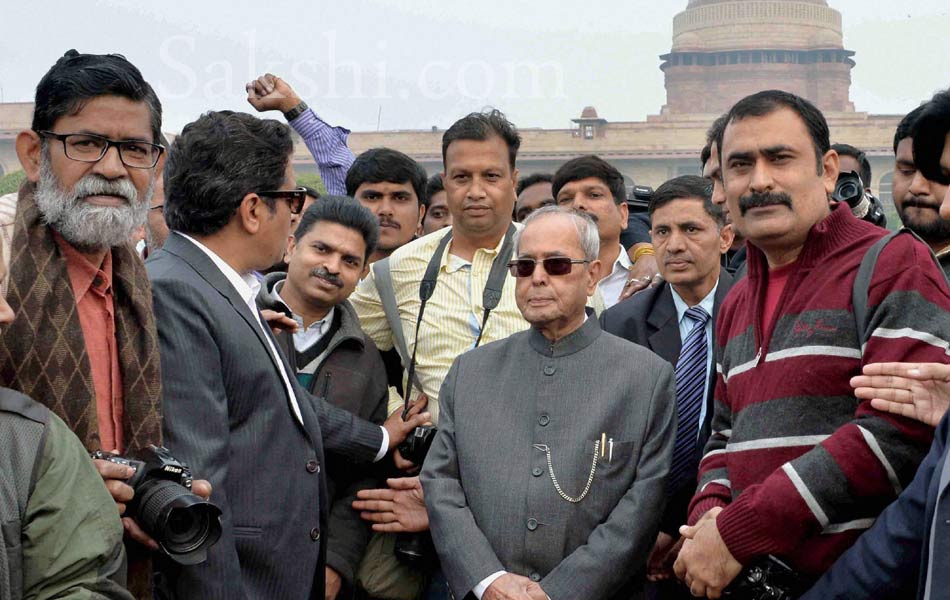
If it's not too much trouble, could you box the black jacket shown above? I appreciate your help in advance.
[599,270,734,536]
[257,273,389,591]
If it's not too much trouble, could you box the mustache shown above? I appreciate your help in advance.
[901,197,941,211]
[73,174,138,204]
[309,267,343,288]
[378,216,400,229]
[738,191,793,216]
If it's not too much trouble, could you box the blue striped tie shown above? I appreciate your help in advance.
[669,305,710,491]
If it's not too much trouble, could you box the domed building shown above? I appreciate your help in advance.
[0,1,914,212]
[660,0,856,115]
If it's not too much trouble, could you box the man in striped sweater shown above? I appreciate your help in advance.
[673,90,950,599]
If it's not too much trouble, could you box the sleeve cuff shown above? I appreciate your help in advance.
[374,427,389,462]
[715,494,776,564]
[687,496,729,526]
[473,571,507,599]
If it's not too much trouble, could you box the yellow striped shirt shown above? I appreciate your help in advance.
[351,227,529,424]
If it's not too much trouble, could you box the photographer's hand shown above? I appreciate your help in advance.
[92,454,160,550]
[352,477,429,533]
[383,395,431,450]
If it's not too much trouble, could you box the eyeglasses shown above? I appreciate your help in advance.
[507,257,590,278]
[257,187,307,215]
[37,130,164,169]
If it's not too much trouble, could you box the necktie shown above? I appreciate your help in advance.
[670,305,711,491]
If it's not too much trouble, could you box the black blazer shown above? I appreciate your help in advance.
[599,270,734,534]
[147,232,383,600]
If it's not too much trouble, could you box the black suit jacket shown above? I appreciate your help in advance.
[599,270,734,535]
[147,232,383,600]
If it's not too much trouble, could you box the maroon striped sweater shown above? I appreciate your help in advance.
[689,204,950,577]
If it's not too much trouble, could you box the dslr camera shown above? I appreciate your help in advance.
[397,425,437,466]
[394,423,438,567]
[832,170,887,228]
[92,445,222,565]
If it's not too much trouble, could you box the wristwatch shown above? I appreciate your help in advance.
[282,101,308,122]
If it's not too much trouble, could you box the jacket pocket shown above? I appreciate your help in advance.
[231,525,263,538]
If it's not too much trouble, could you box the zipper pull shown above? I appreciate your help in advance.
[754,347,763,365]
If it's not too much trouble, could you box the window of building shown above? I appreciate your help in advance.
[584,125,594,140]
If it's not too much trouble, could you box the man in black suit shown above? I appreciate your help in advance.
[147,111,429,600]
[600,175,734,599]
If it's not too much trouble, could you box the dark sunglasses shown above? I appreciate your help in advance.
[507,257,590,278]
[257,187,307,214]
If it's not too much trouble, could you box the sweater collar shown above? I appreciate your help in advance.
[746,203,864,280]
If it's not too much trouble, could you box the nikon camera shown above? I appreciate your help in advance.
[92,446,222,565]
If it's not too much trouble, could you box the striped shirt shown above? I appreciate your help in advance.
[288,108,353,196]
[690,205,950,577]
[350,228,531,424]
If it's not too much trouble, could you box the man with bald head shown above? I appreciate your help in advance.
[422,206,675,600]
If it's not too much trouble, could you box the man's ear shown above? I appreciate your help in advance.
[15,130,43,182]
[283,234,297,264]
[360,262,370,280]
[416,203,426,234]
[237,193,269,235]
[822,149,840,196]
[719,224,736,255]
[586,259,603,296]
[617,200,629,232]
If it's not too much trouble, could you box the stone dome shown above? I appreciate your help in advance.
[672,0,844,52]
[580,106,599,119]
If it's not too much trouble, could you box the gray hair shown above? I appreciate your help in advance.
[515,206,599,262]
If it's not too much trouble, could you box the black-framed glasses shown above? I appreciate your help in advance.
[508,257,590,278]
[257,187,307,215]
[37,130,164,169]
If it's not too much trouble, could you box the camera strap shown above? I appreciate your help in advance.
[402,223,517,418]
[852,227,944,347]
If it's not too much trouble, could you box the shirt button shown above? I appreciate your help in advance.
[532,467,543,477]
[310,527,320,541]
[543,365,556,376]
[306,460,319,473]
[538,414,550,426]
[529,573,541,582]
[526,518,538,531]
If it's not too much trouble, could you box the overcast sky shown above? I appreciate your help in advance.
[1,0,948,133]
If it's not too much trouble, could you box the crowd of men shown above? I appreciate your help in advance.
[1,48,949,600]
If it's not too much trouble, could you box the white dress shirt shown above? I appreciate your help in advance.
[273,281,336,353]
[597,244,633,310]
[669,282,719,439]
[178,234,389,459]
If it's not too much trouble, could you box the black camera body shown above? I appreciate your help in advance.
[723,555,801,600]
[397,424,437,466]
[393,426,439,566]
[92,446,222,565]
[627,184,654,214]
[832,170,887,228]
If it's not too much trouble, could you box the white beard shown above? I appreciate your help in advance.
[34,153,152,251]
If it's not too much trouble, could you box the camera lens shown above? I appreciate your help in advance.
[136,479,222,565]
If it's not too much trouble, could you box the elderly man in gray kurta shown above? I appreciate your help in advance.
[421,207,676,600]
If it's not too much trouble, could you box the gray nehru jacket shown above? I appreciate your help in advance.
[421,316,676,600]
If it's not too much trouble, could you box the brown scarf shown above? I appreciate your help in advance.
[0,182,162,452]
